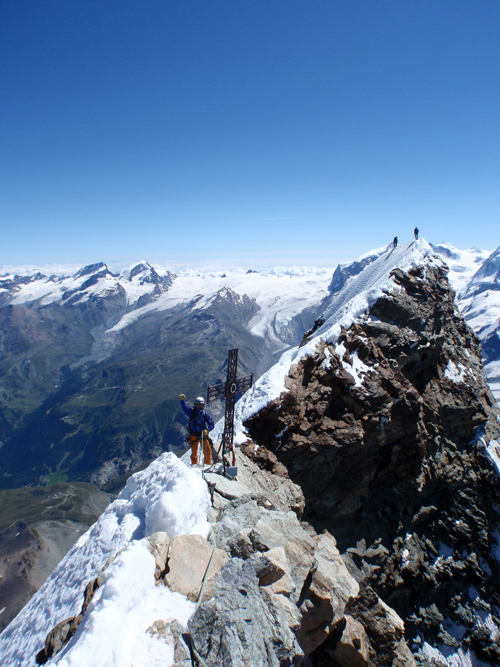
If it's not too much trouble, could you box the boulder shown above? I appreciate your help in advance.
[165,534,229,603]
[327,615,369,667]
[188,558,304,667]
[257,546,296,595]
[147,531,170,582]
[346,585,416,666]
[296,532,359,654]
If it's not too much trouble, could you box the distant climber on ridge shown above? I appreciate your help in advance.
[179,394,214,466]
[393,236,398,248]
[414,227,419,240]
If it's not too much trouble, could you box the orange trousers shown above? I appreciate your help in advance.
[189,435,212,465]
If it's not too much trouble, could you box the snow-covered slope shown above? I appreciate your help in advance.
[458,247,500,402]
[430,244,500,402]
[0,454,210,667]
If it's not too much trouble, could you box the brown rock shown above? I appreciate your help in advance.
[240,442,289,478]
[258,546,296,595]
[328,615,369,667]
[165,534,229,602]
[147,531,170,582]
[296,532,360,654]
[35,577,100,664]
[346,586,416,666]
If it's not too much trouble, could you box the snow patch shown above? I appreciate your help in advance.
[444,360,467,383]
[485,439,500,476]
[53,540,194,667]
[342,349,372,388]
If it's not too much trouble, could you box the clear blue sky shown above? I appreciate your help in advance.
[1,0,499,268]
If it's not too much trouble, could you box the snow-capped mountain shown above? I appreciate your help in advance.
[225,238,500,666]
[220,239,458,440]
[0,261,175,308]
[2,237,499,667]
[318,241,500,404]
[455,246,500,402]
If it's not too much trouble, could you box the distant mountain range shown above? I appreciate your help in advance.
[0,262,330,489]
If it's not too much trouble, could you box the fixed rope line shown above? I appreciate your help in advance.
[189,520,218,667]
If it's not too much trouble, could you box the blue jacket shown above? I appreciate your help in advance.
[180,400,214,436]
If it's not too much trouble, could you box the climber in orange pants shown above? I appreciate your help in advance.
[179,394,215,466]
[188,431,212,466]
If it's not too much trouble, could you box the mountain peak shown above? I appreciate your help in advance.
[74,262,109,278]
[128,261,153,280]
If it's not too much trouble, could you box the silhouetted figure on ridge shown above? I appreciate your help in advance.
[393,236,398,248]
[414,227,419,240]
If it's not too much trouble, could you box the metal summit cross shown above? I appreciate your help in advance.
[207,348,253,470]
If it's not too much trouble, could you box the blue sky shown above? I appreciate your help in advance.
[1,0,499,268]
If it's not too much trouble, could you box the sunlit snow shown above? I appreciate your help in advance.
[0,454,210,667]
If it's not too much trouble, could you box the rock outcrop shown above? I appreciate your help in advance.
[34,409,424,666]
[185,449,414,666]
[35,577,101,664]
[245,263,500,664]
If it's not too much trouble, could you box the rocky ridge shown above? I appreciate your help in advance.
[33,448,416,667]
[244,262,500,664]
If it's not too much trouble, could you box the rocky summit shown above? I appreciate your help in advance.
[245,262,500,664]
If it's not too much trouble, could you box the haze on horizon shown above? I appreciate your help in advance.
[1,1,499,267]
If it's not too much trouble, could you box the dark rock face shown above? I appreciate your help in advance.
[246,264,500,664]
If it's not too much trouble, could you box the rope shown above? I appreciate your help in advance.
[190,642,210,667]
[190,521,217,666]
[196,522,217,608]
